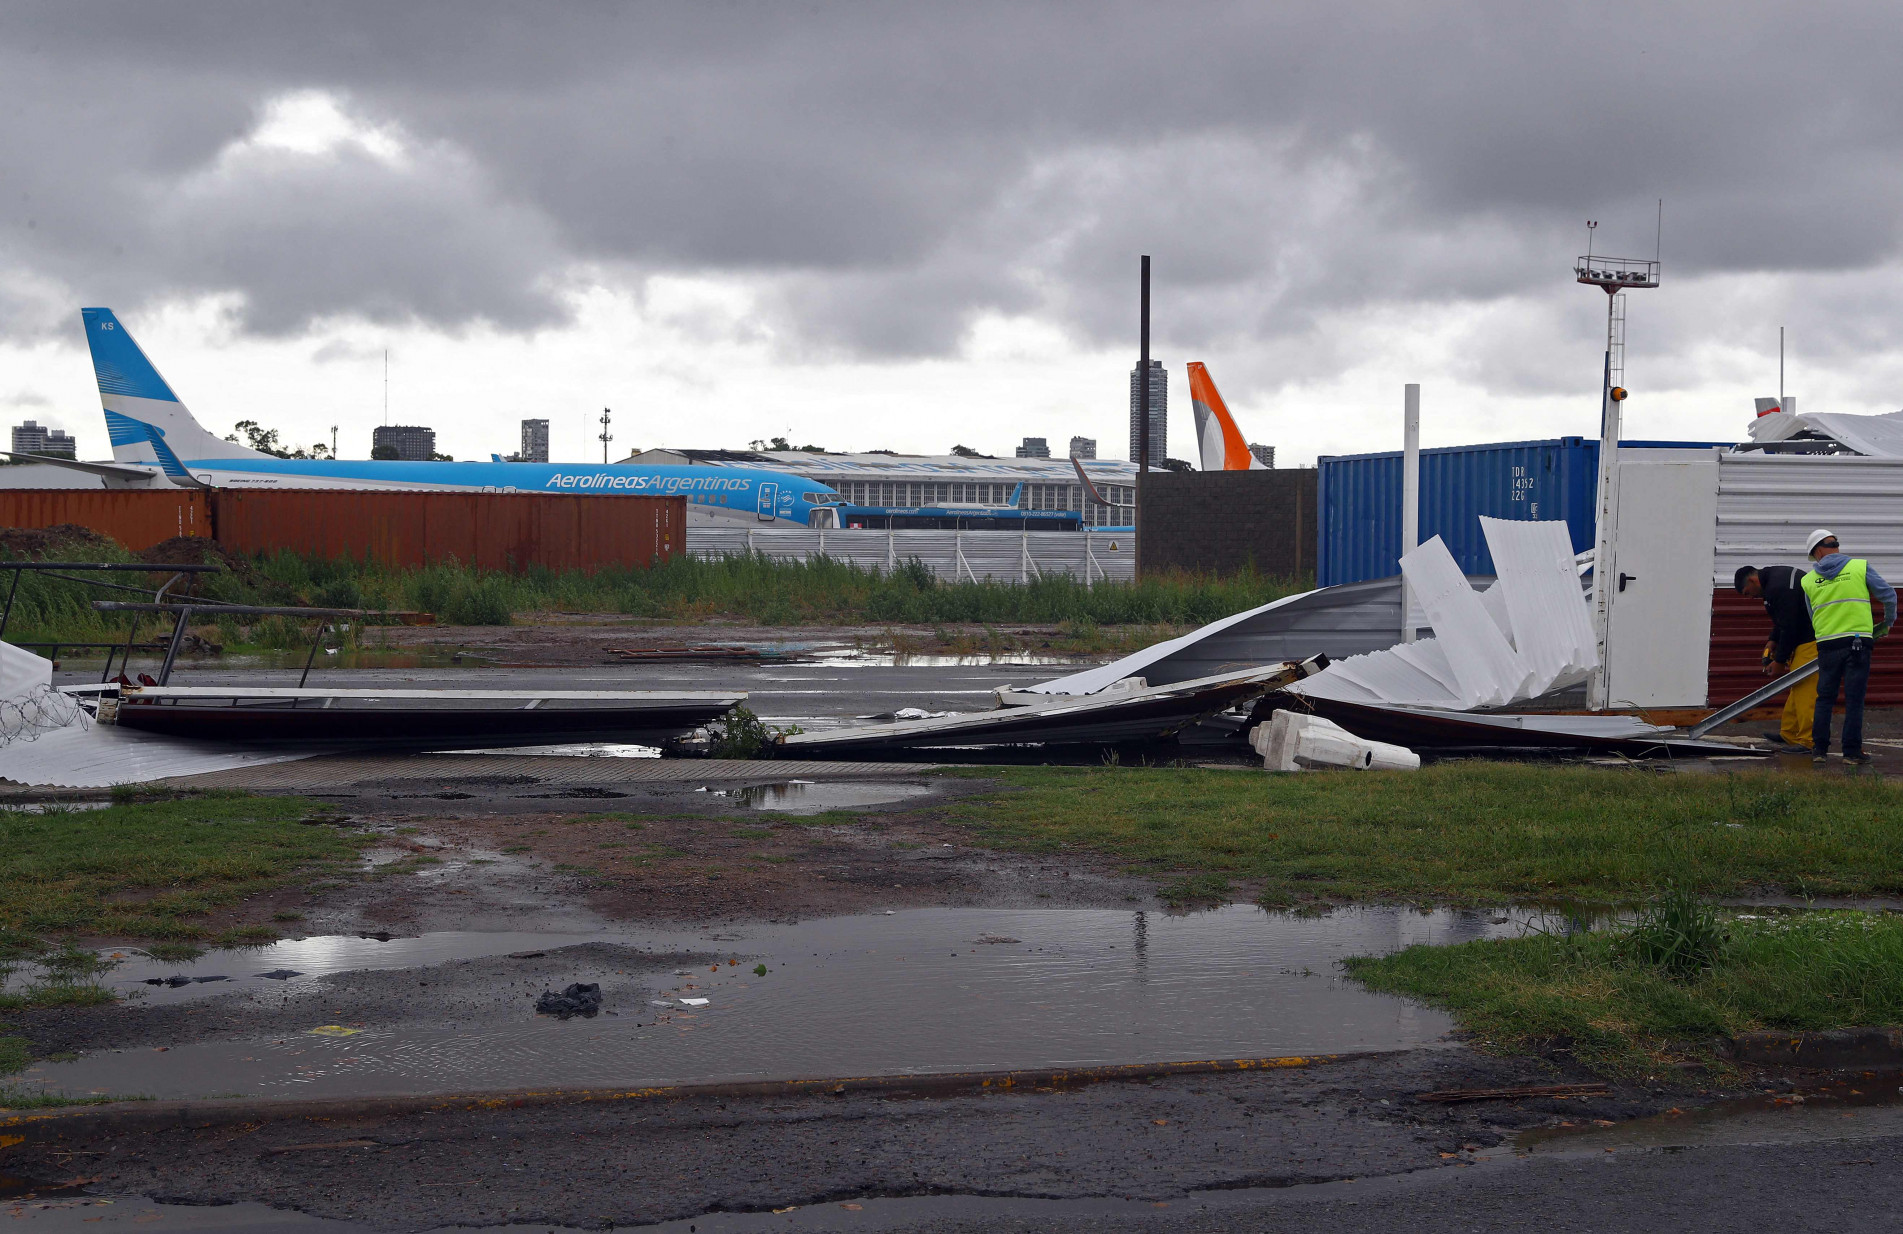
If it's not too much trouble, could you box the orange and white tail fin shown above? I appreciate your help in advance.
[1187,362,1264,471]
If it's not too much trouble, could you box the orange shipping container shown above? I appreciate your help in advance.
[211,490,683,572]
[0,489,208,550]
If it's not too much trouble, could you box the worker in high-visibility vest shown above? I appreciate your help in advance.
[1800,529,1896,766]
[1734,564,1816,747]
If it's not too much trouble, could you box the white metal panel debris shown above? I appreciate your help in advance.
[1479,517,1597,694]
[777,658,1325,753]
[0,721,319,789]
[1019,577,1407,696]
[1398,536,1534,707]
[0,641,51,701]
[1747,407,1903,457]
[1251,711,1419,772]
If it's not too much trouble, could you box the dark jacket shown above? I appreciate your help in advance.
[1759,565,1815,663]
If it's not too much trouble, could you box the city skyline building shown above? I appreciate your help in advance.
[372,424,436,461]
[1015,436,1051,458]
[519,418,550,463]
[1128,359,1167,463]
[1068,436,1096,459]
[10,420,76,459]
[1249,443,1276,468]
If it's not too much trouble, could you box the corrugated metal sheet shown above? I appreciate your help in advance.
[0,490,208,550]
[1025,577,1411,694]
[1709,588,1903,708]
[1318,438,1725,586]
[212,491,682,572]
[688,527,1135,584]
[1712,453,1903,584]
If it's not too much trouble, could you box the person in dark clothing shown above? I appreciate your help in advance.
[1734,564,1818,747]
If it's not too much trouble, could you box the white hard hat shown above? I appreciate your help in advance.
[1806,528,1837,554]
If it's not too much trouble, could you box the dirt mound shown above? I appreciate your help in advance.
[0,523,121,559]
[139,536,254,578]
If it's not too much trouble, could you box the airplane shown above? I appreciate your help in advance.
[1188,362,1267,472]
[12,308,842,528]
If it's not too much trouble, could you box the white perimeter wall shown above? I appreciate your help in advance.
[687,527,1136,585]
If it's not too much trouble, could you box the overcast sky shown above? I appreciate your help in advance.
[5,1,1902,466]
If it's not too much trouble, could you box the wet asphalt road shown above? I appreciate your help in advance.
[6,1052,1897,1232]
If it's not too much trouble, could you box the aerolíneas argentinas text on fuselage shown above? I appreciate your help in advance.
[36,308,838,527]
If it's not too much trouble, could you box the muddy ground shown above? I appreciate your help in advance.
[6,686,1902,1227]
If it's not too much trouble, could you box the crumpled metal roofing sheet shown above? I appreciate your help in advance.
[1480,516,1597,694]
[0,722,317,789]
[1400,536,1532,707]
[780,661,1320,753]
[1022,577,1408,696]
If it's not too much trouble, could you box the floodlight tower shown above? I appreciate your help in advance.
[1575,221,1660,709]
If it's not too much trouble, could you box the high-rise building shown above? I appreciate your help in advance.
[10,420,75,459]
[1015,437,1051,459]
[1249,443,1276,468]
[372,425,435,461]
[1128,360,1167,464]
[1068,436,1097,460]
[519,419,550,463]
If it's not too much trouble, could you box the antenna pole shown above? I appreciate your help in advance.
[1780,326,1785,408]
[383,350,389,426]
[1655,199,1663,263]
[598,407,613,464]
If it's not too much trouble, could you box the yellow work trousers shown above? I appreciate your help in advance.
[1781,640,1818,747]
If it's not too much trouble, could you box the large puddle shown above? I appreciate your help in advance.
[17,906,1545,1102]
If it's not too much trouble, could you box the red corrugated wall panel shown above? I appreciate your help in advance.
[0,490,208,550]
[1709,588,1903,707]
[211,491,682,572]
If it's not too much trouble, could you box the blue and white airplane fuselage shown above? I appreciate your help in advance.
[66,308,838,528]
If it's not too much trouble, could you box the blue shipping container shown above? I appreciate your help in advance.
[1316,437,1727,586]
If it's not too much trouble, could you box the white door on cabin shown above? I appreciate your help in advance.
[1602,457,1720,708]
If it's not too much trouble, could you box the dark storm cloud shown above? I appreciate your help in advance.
[3,1,1901,363]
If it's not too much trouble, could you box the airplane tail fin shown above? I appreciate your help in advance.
[81,308,266,476]
[1187,362,1264,471]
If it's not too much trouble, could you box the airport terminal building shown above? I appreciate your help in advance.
[624,449,1138,527]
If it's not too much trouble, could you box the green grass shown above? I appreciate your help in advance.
[936,764,1903,905]
[0,794,367,945]
[1346,909,1903,1075]
[0,530,1311,639]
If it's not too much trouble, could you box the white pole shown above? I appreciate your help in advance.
[1401,383,1421,643]
[1587,298,1619,710]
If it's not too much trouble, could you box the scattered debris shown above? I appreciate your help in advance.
[678,996,711,1007]
[778,659,1326,754]
[307,1025,362,1037]
[606,645,781,663]
[1264,694,1752,758]
[1251,710,1418,772]
[535,982,603,1019]
[1415,1083,1610,1104]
